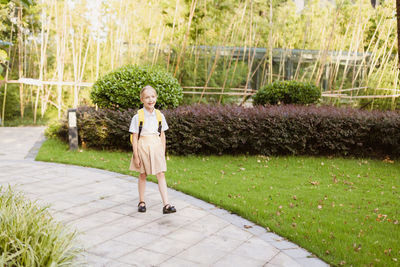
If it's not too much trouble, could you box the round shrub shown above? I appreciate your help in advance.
[90,65,183,109]
[253,80,321,105]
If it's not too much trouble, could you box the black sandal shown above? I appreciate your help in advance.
[138,201,146,213]
[163,204,176,214]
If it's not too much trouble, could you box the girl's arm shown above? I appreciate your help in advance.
[132,133,140,167]
[161,131,166,153]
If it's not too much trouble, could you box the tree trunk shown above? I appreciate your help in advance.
[397,0,400,69]
[173,0,198,77]
[18,6,24,119]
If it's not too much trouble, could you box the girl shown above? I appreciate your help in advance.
[129,85,176,214]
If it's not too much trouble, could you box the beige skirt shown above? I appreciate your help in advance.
[129,135,167,175]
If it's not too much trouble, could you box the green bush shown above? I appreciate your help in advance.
[0,187,81,266]
[253,80,321,105]
[90,65,183,110]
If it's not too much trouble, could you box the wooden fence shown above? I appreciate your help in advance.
[2,79,399,99]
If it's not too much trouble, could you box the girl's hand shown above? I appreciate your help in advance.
[134,157,141,168]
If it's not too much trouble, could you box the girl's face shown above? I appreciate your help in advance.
[141,89,157,110]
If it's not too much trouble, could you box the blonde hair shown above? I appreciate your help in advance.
[140,85,157,99]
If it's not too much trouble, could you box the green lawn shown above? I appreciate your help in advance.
[36,138,400,266]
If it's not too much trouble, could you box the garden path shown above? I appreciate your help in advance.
[0,127,328,267]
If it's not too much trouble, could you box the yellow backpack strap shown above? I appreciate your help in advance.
[130,108,145,144]
[138,108,145,139]
[155,109,162,136]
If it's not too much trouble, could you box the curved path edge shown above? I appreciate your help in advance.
[0,127,329,267]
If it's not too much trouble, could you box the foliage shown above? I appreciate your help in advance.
[0,48,7,78]
[0,85,20,120]
[53,105,400,158]
[0,186,81,266]
[176,50,249,104]
[90,64,183,110]
[181,0,271,46]
[177,52,248,88]
[0,0,39,45]
[37,138,400,267]
[253,80,321,105]
[0,85,55,125]
[52,106,132,149]
[1,0,398,126]
[358,88,400,111]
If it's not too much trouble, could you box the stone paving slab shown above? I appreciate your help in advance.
[0,127,329,267]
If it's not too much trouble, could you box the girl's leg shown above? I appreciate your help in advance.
[138,173,147,205]
[156,172,169,206]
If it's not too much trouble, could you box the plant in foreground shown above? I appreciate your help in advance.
[0,186,82,266]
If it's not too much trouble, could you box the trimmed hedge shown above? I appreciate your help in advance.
[54,105,400,158]
[90,65,183,109]
[253,80,321,105]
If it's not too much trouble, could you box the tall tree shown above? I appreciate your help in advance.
[397,0,400,69]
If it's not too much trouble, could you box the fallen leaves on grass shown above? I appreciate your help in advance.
[383,156,394,164]
[384,248,392,255]
[353,243,362,252]
[310,181,319,185]
[342,180,354,185]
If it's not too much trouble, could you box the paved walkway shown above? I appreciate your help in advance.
[0,127,328,267]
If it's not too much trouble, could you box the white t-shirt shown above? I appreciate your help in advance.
[129,108,169,136]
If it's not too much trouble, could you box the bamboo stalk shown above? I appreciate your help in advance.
[34,0,52,123]
[268,0,273,83]
[241,0,256,104]
[391,65,399,110]
[55,0,67,118]
[370,20,395,109]
[17,5,24,119]
[315,10,338,86]
[397,0,400,69]
[307,25,326,82]
[338,1,364,92]
[166,0,179,72]
[198,47,223,102]
[229,2,249,88]
[39,0,54,119]
[174,0,198,77]
[219,46,237,103]
[152,22,165,66]
[376,37,396,88]
[351,15,382,89]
